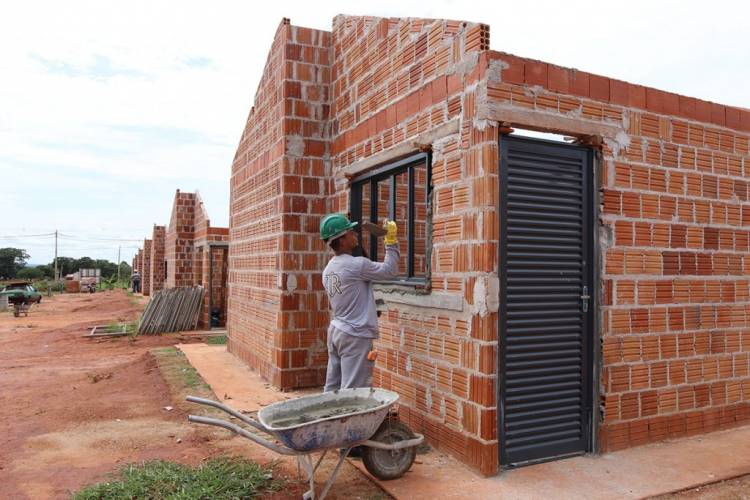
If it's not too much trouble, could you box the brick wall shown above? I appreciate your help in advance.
[193,193,229,328]
[149,225,166,295]
[142,238,152,296]
[132,252,140,279]
[160,190,228,329]
[206,246,229,326]
[228,13,750,476]
[328,14,498,476]
[476,50,750,453]
[165,190,196,288]
[136,249,144,286]
[227,18,332,389]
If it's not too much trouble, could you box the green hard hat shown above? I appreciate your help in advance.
[320,213,358,241]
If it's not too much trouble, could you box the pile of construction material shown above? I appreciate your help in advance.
[64,279,80,293]
[138,286,204,334]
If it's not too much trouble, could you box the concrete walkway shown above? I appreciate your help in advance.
[178,343,750,499]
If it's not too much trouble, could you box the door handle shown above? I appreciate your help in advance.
[581,286,590,312]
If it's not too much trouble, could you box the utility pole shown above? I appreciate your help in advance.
[117,246,121,281]
[54,230,58,281]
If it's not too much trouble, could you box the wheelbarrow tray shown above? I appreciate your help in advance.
[258,388,398,452]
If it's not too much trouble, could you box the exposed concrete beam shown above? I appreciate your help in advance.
[480,102,624,140]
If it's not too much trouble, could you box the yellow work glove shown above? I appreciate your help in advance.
[383,220,398,246]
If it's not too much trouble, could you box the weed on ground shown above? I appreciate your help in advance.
[73,456,280,499]
[206,335,227,345]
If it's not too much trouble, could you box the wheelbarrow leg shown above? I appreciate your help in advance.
[317,447,351,500]
[299,455,316,500]
[299,447,351,500]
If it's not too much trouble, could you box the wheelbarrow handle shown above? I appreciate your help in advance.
[188,415,300,456]
[186,395,267,433]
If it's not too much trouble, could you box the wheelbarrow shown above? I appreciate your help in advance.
[11,299,32,317]
[187,387,423,500]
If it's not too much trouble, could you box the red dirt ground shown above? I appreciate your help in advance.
[0,290,384,499]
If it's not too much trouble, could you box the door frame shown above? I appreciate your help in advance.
[496,133,601,468]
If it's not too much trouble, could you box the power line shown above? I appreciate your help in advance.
[58,233,143,242]
[55,246,140,251]
[0,232,56,239]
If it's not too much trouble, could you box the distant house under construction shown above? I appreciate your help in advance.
[135,190,229,329]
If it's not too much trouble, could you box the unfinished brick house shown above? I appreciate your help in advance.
[141,238,152,296]
[227,14,750,475]
[132,249,142,286]
[149,225,166,296]
[165,190,229,328]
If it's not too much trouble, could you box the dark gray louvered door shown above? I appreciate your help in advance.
[498,135,594,467]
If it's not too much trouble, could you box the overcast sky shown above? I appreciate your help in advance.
[2,0,748,265]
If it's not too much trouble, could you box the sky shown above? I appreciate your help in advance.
[1,0,748,265]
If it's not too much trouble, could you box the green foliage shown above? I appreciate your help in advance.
[119,261,132,278]
[0,247,30,279]
[17,266,44,280]
[72,457,278,500]
[98,276,130,290]
[206,335,227,345]
[32,280,64,293]
[34,256,130,280]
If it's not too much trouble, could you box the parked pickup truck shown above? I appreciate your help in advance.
[0,281,42,305]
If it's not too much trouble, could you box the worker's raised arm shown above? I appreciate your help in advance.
[359,220,400,281]
[359,245,400,281]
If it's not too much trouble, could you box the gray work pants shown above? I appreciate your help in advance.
[324,325,374,392]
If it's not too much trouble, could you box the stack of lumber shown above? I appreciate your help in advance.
[138,286,204,334]
[64,280,80,293]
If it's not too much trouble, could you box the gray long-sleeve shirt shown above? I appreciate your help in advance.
[322,245,400,338]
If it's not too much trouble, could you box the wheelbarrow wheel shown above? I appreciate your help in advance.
[362,420,416,480]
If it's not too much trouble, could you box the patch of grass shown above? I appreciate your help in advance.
[152,347,209,390]
[150,346,223,420]
[105,321,137,334]
[73,456,279,500]
[206,335,227,345]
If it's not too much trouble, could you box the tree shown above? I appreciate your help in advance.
[40,256,124,279]
[55,257,79,277]
[119,261,132,279]
[0,248,30,279]
[17,267,45,280]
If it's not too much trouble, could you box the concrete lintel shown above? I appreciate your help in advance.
[374,289,464,312]
[481,103,623,140]
[336,119,460,179]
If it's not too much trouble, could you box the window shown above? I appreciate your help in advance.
[350,152,431,285]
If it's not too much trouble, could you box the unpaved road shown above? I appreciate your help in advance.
[0,290,385,499]
[0,291,215,498]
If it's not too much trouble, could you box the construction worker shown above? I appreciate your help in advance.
[131,270,141,294]
[320,213,399,392]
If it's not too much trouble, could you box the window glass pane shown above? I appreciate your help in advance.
[412,162,429,278]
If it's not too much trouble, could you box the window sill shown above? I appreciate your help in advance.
[372,279,430,292]
[373,283,464,312]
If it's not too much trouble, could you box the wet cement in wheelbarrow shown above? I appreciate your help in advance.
[267,397,382,428]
